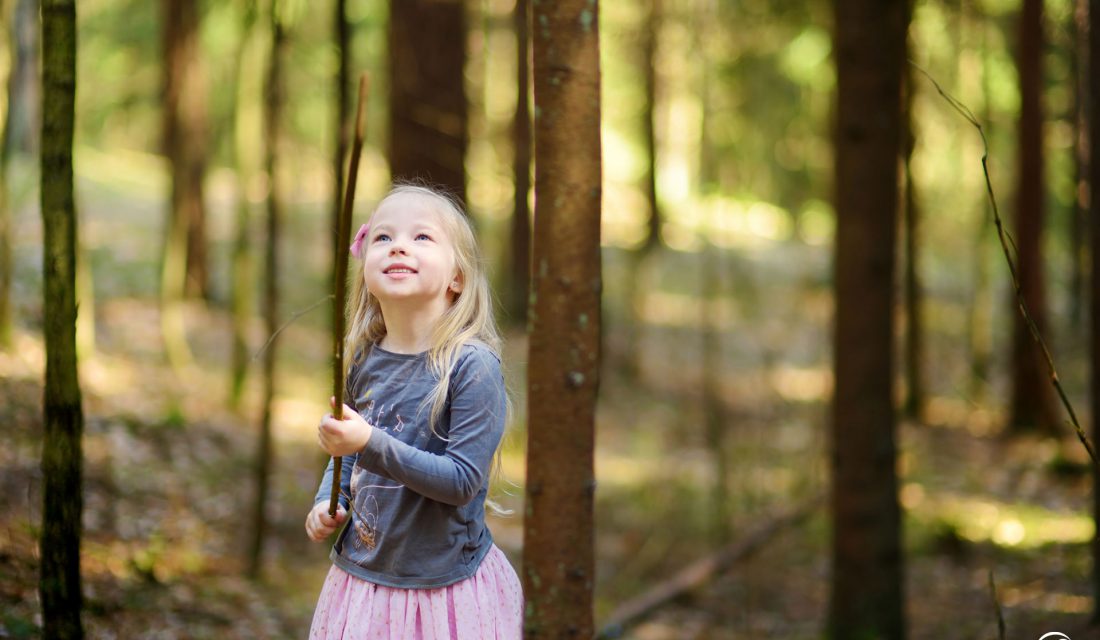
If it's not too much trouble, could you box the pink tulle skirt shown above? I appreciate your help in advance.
[309,545,523,640]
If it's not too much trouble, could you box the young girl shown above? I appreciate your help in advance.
[305,184,523,639]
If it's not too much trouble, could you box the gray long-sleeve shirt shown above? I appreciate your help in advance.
[313,341,507,589]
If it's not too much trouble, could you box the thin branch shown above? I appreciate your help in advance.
[913,62,1099,467]
[251,294,333,362]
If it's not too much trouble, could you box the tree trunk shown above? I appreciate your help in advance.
[248,0,286,579]
[1088,0,1100,621]
[7,0,39,156]
[641,0,661,254]
[1072,0,1089,329]
[902,62,925,423]
[508,0,531,325]
[162,0,208,299]
[388,0,467,203]
[230,0,260,410]
[967,2,994,402]
[1009,0,1059,434]
[522,1,602,636]
[1,0,40,350]
[40,0,84,636]
[829,0,907,637]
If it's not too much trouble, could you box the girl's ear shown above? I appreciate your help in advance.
[449,272,464,293]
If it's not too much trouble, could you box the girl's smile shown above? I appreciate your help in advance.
[362,193,461,306]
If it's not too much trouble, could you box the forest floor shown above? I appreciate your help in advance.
[0,292,1095,639]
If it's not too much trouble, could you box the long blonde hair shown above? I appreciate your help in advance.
[344,183,505,433]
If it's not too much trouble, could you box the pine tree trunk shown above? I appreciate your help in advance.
[388,0,467,203]
[829,0,907,637]
[1009,0,1059,434]
[508,0,531,325]
[40,0,84,635]
[248,1,286,579]
[522,1,602,636]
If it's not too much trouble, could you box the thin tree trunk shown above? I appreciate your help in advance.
[388,0,467,202]
[508,0,531,326]
[902,61,925,423]
[40,0,84,635]
[522,1,602,636]
[2,0,40,350]
[829,0,907,637]
[248,0,286,579]
[1088,0,1100,621]
[967,2,994,402]
[641,0,661,254]
[162,0,208,300]
[230,0,260,410]
[0,0,14,350]
[1009,0,1059,434]
[1072,0,1089,329]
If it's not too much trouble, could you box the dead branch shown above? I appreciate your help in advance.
[914,63,1098,467]
[595,494,823,639]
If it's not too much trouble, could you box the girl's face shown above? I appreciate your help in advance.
[362,194,462,306]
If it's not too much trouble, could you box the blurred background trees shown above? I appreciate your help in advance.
[1,0,1098,636]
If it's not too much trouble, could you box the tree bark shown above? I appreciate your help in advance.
[388,0,467,203]
[248,0,286,579]
[40,0,84,636]
[522,1,602,637]
[829,0,907,637]
[508,0,531,325]
[1009,0,1059,434]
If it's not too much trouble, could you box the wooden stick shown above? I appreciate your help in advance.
[329,73,369,517]
[595,495,822,639]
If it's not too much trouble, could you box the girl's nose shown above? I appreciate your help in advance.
[389,244,408,256]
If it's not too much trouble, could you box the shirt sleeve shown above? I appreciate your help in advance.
[357,346,507,506]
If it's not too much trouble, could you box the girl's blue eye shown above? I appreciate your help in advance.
[373,233,390,242]
[415,233,431,241]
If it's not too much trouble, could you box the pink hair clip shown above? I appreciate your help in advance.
[350,223,370,259]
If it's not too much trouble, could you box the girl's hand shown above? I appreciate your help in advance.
[318,399,373,457]
[305,501,347,542]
